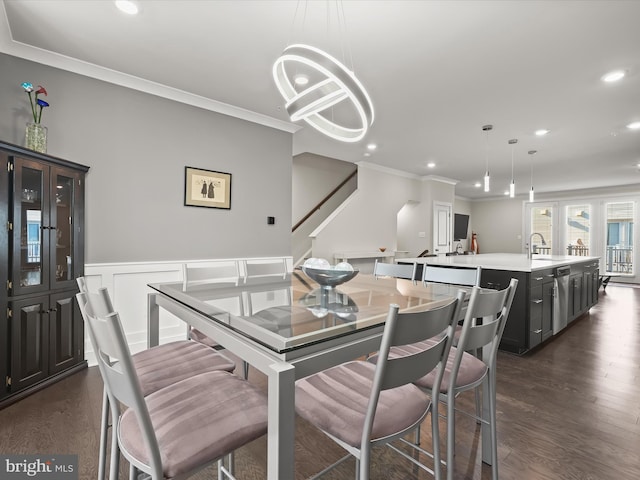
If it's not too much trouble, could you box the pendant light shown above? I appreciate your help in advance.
[528,150,537,202]
[273,1,374,143]
[483,124,493,192]
[508,139,517,198]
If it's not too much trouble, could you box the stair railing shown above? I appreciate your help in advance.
[292,168,357,233]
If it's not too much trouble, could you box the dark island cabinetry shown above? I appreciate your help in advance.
[481,259,598,354]
[0,141,89,409]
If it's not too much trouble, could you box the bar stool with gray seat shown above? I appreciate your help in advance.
[295,290,465,480]
[412,279,517,480]
[77,287,268,480]
[422,264,482,342]
[77,278,236,480]
[373,259,418,282]
[422,264,482,288]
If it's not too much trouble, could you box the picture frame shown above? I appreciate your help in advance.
[184,166,232,209]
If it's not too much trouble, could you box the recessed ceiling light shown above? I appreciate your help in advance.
[366,143,377,151]
[602,70,626,83]
[294,74,309,86]
[115,0,139,15]
[474,182,482,188]
[535,129,550,136]
[627,121,640,130]
[504,191,510,196]
[427,162,436,168]
[363,152,371,157]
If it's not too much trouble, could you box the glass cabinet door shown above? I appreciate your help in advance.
[12,158,50,295]
[50,168,77,289]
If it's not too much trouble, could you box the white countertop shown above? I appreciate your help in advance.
[399,253,600,272]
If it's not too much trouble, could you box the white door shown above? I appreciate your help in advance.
[433,202,452,255]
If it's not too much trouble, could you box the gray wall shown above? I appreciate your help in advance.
[0,53,293,263]
[471,198,524,253]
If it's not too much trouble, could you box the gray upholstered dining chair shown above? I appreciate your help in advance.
[412,279,518,480]
[182,260,241,290]
[373,259,418,283]
[295,290,465,480]
[77,278,236,480]
[181,261,253,379]
[182,261,242,343]
[77,287,268,480]
[242,257,288,282]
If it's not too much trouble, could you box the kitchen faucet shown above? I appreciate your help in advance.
[527,232,547,259]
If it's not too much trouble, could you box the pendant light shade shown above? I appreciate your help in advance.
[528,150,537,202]
[483,125,493,192]
[273,44,374,142]
[273,2,374,143]
[509,139,517,198]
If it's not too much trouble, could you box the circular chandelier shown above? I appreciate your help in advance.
[272,44,374,143]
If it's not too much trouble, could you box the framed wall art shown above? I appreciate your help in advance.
[184,166,232,209]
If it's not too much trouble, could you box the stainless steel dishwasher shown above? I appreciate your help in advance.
[552,266,571,334]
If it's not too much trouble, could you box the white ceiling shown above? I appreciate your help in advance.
[2,0,640,199]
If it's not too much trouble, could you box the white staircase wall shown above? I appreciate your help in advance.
[311,163,421,270]
[292,153,357,265]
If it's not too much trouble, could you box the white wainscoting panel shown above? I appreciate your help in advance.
[83,256,293,366]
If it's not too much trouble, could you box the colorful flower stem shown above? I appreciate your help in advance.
[21,82,50,124]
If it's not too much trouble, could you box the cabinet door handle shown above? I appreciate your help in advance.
[532,299,543,304]
[49,308,57,313]
[534,329,542,334]
[534,277,544,281]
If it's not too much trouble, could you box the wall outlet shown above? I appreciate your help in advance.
[418,232,426,238]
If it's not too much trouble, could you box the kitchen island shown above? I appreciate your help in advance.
[399,254,601,354]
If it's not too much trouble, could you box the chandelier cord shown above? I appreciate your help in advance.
[286,0,302,47]
[338,0,354,71]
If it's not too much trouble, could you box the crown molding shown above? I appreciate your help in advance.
[0,3,298,134]
[356,161,420,179]
[420,174,458,185]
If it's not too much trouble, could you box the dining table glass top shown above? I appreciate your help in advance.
[148,270,464,354]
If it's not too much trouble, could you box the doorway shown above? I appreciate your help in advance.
[433,202,452,255]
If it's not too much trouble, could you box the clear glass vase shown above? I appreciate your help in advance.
[25,122,47,153]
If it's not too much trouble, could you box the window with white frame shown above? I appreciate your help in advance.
[530,205,553,254]
[605,202,634,274]
[566,204,590,256]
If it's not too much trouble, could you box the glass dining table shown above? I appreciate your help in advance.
[147,270,465,479]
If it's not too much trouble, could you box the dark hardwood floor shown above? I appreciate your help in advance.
[1,284,639,479]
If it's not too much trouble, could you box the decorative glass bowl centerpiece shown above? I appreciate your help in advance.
[301,258,359,289]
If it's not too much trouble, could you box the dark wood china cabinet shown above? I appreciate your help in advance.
[0,140,88,408]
